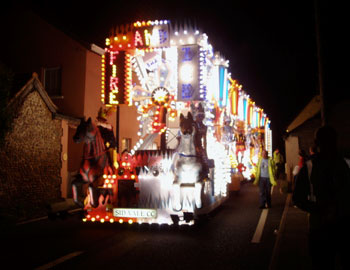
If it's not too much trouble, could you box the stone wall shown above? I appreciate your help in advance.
[0,91,62,221]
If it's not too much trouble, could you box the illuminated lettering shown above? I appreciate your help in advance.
[182,47,193,61]
[158,29,168,44]
[134,30,144,47]
[110,77,119,91]
[150,28,159,47]
[110,51,117,65]
[112,65,117,77]
[144,29,151,46]
[113,208,157,218]
[181,84,193,99]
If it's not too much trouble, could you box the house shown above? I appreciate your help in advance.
[284,95,350,183]
[0,6,115,217]
[0,73,79,221]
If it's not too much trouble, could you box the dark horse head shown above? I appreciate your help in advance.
[179,112,194,135]
[73,117,95,144]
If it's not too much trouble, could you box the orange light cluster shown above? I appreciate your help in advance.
[106,33,133,50]
[228,78,242,116]
[83,213,115,223]
[133,20,152,27]
[83,213,137,225]
[101,54,106,103]
[102,174,117,188]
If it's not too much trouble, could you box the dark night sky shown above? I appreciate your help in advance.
[8,1,349,150]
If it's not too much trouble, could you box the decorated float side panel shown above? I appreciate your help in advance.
[177,45,201,101]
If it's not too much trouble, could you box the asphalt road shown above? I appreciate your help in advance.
[1,181,287,270]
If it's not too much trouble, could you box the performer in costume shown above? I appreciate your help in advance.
[234,121,246,162]
[221,112,233,152]
[96,107,118,169]
[192,103,209,180]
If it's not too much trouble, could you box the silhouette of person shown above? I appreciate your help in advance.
[273,148,284,179]
[293,125,350,270]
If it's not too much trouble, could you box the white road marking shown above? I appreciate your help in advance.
[269,193,292,270]
[251,209,268,243]
[251,186,274,243]
[34,251,84,270]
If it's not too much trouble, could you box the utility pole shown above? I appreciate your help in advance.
[314,0,326,126]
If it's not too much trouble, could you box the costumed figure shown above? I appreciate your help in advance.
[257,130,265,155]
[72,117,114,208]
[172,112,202,211]
[234,121,246,163]
[192,103,209,180]
[96,107,118,170]
[221,112,233,153]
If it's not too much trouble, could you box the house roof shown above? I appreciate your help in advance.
[7,73,80,125]
[7,72,58,113]
[287,95,321,133]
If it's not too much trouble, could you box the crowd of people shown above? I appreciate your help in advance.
[252,125,350,269]
[292,126,350,269]
[252,126,349,269]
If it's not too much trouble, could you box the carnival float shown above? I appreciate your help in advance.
[72,20,272,225]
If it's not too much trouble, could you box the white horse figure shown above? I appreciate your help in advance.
[172,112,202,212]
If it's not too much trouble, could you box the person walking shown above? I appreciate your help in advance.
[254,150,277,209]
[293,125,350,270]
[273,148,284,179]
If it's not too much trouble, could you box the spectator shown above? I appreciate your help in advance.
[273,148,285,179]
[293,125,350,270]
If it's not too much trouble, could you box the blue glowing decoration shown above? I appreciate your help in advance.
[177,45,200,101]
[218,66,229,107]
[181,84,194,99]
[158,29,168,45]
[243,98,247,121]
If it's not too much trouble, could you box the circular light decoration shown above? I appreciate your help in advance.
[152,87,170,105]
[129,48,178,138]
[152,168,159,177]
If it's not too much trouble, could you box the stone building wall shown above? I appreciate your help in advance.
[0,91,62,221]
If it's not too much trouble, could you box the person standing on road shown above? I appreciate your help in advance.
[254,150,277,209]
[273,148,284,179]
[293,125,350,270]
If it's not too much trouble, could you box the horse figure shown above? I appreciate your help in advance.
[173,112,202,211]
[72,117,113,208]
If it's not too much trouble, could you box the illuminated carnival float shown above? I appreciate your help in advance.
[76,20,272,225]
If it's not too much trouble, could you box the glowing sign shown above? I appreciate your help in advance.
[103,50,126,105]
[113,208,157,218]
[132,23,169,49]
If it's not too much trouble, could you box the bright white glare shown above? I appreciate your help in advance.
[180,63,194,83]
